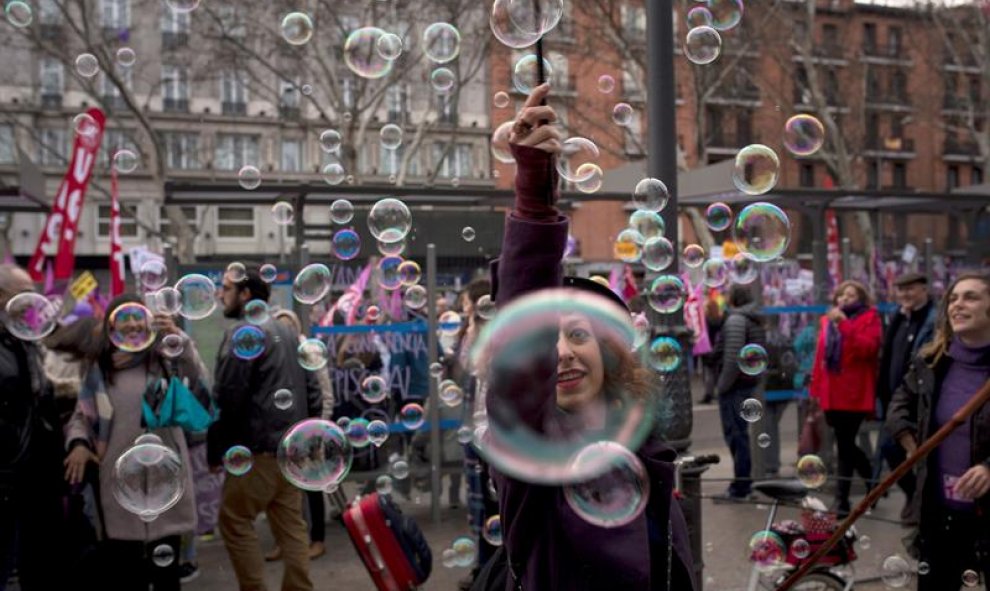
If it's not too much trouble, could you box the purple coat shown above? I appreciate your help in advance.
[486,147,696,591]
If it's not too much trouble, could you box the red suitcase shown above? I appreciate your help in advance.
[342,492,431,591]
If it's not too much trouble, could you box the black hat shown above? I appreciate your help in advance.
[563,276,630,312]
[894,272,927,288]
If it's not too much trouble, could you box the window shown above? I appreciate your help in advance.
[891,70,907,102]
[379,143,418,177]
[280,80,300,109]
[867,161,880,189]
[892,162,907,188]
[0,125,14,164]
[821,23,838,51]
[159,206,198,235]
[216,4,245,38]
[39,0,61,24]
[281,138,303,172]
[214,134,258,170]
[100,0,129,29]
[862,22,877,53]
[436,93,457,124]
[969,77,981,104]
[386,84,408,123]
[163,132,200,169]
[890,114,904,139]
[887,26,902,57]
[161,8,189,33]
[38,128,66,166]
[98,204,137,238]
[621,4,646,37]
[825,69,840,104]
[947,165,960,190]
[622,60,643,97]
[216,207,255,238]
[866,113,880,145]
[341,78,355,110]
[706,106,723,144]
[736,110,753,145]
[793,66,809,104]
[549,51,569,89]
[799,164,815,188]
[866,67,880,97]
[100,68,132,103]
[432,142,472,178]
[161,65,188,111]
[220,70,248,112]
[99,129,139,167]
[40,57,63,98]
[972,166,983,186]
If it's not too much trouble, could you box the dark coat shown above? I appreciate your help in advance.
[486,146,696,591]
[884,350,990,555]
[876,302,936,413]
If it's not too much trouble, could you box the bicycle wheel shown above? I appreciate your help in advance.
[788,570,847,591]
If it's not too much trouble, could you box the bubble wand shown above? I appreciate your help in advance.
[775,378,990,591]
[532,0,556,207]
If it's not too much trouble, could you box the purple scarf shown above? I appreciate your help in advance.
[825,302,867,373]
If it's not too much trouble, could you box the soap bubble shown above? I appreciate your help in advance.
[73,113,98,137]
[399,403,425,430]
[440,382,464,407]
[685,26,722,65]
[490,0,542,49]
[430,67,456,93]
[917,562,930,576]
[683,244,705,268]
[273,388,293,411]
[707,0,744,31]
[377,256,404,291]
[482,515,503,546]
[702,258,728,287]
[380,124,403,150]
[139,260,168,290]
[556,137,601,183]
[260,264,278,283]
[442,548,457,568]
[491,121,516,164]
[477,295,496,320]
[796,454,827,488]
[493,91,511,108]
[563,441,649,528]
[507,0,564,35]
[612,102,634,126]
[457,426,473,444]
[423,22,461,64]
[648,275,687,314]
[365,306,381,323]
[574,163,604,193]
[390,458,410,480]
[319,130,342,153]
[330,199,354,224]
[293,263,331,304]
[238,165,262,190]
[729,252,759,285]
[461,226,477,242]
[4,1,32,27]
[111,442,184,521]
[226,262,246,283]
[642,237,675,272]
[633,315,650,350]
[880,555,912,588]
[961,570,979,587]
[748,530,786,573]
[687,6,714,27]
[648,336,682,372]
[272,201,294,225]
[471,288,651,484]
[344,27,394,79]
[368,198,412,244]
[113,149,139,173]
[109,303,156,353]
[346,419,370,448]
[633,178,670,212]
[784,114,825,157]
[732,202,791,262]
[597,75,615,94]
[375,474,393,495]
[298,338,328,371]
[790,538,810,560]
[332,229,361,261]
[740,398,763,422]
[175,274,216,320]
[733,144,780,195]
[281,12,313,45]
[439,310,462,336]
[159,333,185,358]
[75,53,100,78]
[277,419,353,491]
[368,420,390,447]
[858,535,871,550]
[151,544,175,567]
[4,293,58,342]
[628,210,665,240]
[614,228,645,263]
[376,32,403,60]
[116,47,136,67]
[705,202,732,231]
[400,257,423,287]
[512,54,553,95]
[429,362,444,378]
[322,161,345,185]
[165,0,200,12]
[223,445,254,476]
[451,536,478,567]
[757,433,772,449]
[403,285,428,310]
[379,238,406,256]
[231,325,266,360]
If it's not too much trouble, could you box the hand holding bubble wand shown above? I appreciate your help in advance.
[776,377,990,591]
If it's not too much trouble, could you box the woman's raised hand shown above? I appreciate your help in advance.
[509,83,562,155]
[64,444,99,485]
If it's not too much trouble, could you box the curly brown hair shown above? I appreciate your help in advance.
[831,279,874,307]
[920,272,990,366]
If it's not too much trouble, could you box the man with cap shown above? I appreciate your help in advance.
[876,272,936,523]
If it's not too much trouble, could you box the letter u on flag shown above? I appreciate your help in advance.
[110,164,125,297]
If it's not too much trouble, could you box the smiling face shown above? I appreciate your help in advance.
[895,282,928,312]
[835,285,861,308]
[555,314,605,412]
[947,278,990,343]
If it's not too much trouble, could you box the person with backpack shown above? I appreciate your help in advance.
[712,283,766,502]
[810,280,882,516]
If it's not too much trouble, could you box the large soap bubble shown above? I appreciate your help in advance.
[368,198,412,244]
[109,302,157,353]
[563,441,649,528]
[175,274,217,320]
[344,27,394,79]
[423,22,461,64]
[732,144,780,195]
[4,292,58,341]
[732,202,791,262]
[277,419,353,491]
[506,0,564,35]
[112,442,185,521]
[293,263,331,304]
[470,288,654,484]
[490,0,541,49]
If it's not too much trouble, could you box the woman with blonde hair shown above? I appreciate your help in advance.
[809,279,882,515]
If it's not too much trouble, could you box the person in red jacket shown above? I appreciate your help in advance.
[810,279,882,515]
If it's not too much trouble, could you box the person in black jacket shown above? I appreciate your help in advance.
[0,265,67,591]
[713,284,766,502]
[210,266,321,591]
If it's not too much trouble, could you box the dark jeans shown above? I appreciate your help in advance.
[305,490,325,543]
[824,410,874,506]
[919,505,990,591]
[718,386,754,497]
[101,535,182,591]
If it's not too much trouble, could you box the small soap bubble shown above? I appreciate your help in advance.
[223,445,254,476]
[740,398,763,423]
[705,202,733,232]
[757,433,771,449]
[597,75,615,94]
[238,165,262,190]
[733,145,780,196]
[152,544,175,567]
[683,244,705,268]
[796,454,827,489]
[612,102,634,126]
[684,26,721,65]
[738,343,769,376]
[273,388,293,411]
[881,555,912,588]
[493,91,511,108]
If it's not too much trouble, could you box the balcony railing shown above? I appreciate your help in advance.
[710,85,761,102]
[863,44,908,60]
[943,95,977,110]
[162,31,189,50]
[814,43,845,59]
[944,139,981,156]
[387,110,409,124]
[163,98,189,113]
[708,130,761,149]
[943,52,979,68]
[864,137,915,152]
[222,101,247,116]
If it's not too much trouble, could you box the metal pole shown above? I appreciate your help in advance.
[841,237,851,279]
[426,243,441,524]
[811,206,829,304]
[923,238,933,283]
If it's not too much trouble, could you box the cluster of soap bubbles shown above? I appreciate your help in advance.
[441,536,478,568]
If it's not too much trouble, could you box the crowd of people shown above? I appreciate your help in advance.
[1,83,988,591]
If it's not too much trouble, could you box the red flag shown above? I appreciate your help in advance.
[825,208,842,287]
[49,109,105,281]
[109,165,125,297]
